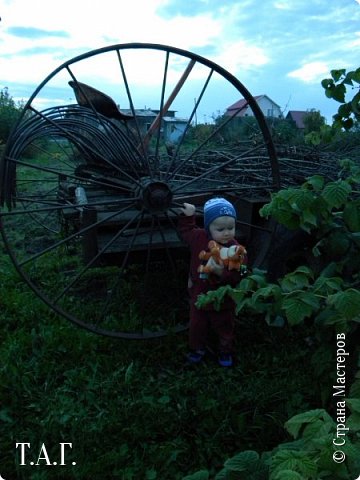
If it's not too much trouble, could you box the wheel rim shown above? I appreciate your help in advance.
[0,43,279,339]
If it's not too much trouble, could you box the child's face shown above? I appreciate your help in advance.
[209,216,235,244]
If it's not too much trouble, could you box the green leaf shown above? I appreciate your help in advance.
[305,174,324,191]
[182,470,209,480]
[0,409,14,423]
[350,67,360,83]
[253,285,282,301]
[342,117,354,130]
[347,413,360,432]
[280,266,313,292]
[319,262,342,278]
[285,409,334,438]
[259,192,301,229]
[313,274,343,294]
[346,398,360,414]
[302,417,333,442]
[349,376,360,398]
[271,470,303,480]
[124,361,135,385]
[331,69,346,82]
[214,468,227,480]
[282,297,311,325]
[270,450,317,478]
[337,102,352,117]
[289,188,316,211]
[248,273,268,287]
[265,314,285,327]
[343,200,360,232]
[146,469,158,480]
[158,395,171,405]
[327,289,360,320]
[315,309,343,327]
[229,288,246,305]
[321,180,352,208]
[224,450,260,472]
[321,78,334,90]
[301,209,318,231]
[351,91,360,114]
[326,230,351,256]
[331,83,346,103]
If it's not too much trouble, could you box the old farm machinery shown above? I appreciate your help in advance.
[0,43,340,339]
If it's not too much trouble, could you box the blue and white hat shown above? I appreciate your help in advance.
[204,197,236,232]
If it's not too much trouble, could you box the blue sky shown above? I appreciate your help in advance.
[1,0,360,122]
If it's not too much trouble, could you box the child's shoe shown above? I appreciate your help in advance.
[218,352,233,367]
[186,349,205,364]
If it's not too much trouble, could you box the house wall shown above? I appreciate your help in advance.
[242,97,282,118]
[257,97,282,118]
[164,122,187,143]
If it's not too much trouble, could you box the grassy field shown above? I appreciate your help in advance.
[0,240,323,479]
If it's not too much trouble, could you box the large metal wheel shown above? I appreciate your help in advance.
[0,43,279,339]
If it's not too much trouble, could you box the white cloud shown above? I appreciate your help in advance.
[348,31,360,47]
[1,0,360,118]
[212,40,269,76]
[273,1,293,10]
[2,0,220,53]
[287,61,330,83]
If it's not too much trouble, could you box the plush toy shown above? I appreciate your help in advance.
[198,240,247,277]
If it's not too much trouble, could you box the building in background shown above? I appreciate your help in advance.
[225,95,283,119]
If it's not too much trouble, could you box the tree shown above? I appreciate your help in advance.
[302,110,326,135]
[321,68,360,130]
[0,87,23,145]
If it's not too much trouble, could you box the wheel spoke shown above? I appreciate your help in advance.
[91,209,146,326]
[52,208,143,304]
[172,144,264,194]
[28,105,144,188]
[15,201,138,267]
[0,42,279,338]
[164,67,214,181]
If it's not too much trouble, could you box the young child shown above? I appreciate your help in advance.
[178,197,246,367]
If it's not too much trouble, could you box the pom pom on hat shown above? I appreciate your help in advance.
[204,198,236,231]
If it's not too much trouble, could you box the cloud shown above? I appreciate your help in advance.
[287,61,330,83]
[1,0,360,120]
[6,26,69,39]
[212,40,269,76]
[2,46,68,58]
[273,1,293,10]
[158,0,243,18]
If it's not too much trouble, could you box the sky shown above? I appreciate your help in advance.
[1,0,360,123]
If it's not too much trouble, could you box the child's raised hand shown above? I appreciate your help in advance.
[180,203,196,216]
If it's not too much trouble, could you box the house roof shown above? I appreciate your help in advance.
[226,95,263,117]
[286,110,308,129]
[226,95,281,116]
[121,109,157,117]
[163,117,188,123]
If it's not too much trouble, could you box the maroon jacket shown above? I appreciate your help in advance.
[178,214,244,309]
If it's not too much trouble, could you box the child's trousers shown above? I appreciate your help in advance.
[189,302,235,353]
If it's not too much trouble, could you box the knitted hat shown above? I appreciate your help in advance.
[204,198,236,232]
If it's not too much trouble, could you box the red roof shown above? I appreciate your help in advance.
[226,95,263,116]
[286,111,307,129]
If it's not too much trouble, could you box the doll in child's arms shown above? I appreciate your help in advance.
[198,240,247,276]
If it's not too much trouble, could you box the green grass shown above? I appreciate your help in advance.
[0,244,321,479]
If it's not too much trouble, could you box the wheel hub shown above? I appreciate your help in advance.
[139,179,173,213]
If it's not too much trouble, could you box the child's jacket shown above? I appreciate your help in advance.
[178,214,245,310]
